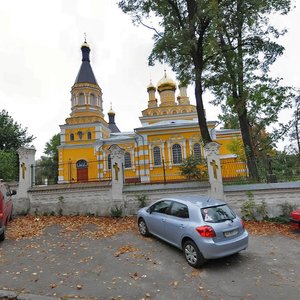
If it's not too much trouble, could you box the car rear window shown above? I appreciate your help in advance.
[201,205,236,223]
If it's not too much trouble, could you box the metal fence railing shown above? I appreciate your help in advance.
[31,155,300,186]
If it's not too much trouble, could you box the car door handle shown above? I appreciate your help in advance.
[162,218,166,222]
[179,224,185,229]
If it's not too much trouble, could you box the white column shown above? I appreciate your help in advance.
[109,144,125,208]
[167,141,172,169]
[182,139,187,159]
[149,143,153,170]
[204,142,224,200]
[17,146,36,197]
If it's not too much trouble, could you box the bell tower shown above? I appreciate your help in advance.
[66,41,107,126]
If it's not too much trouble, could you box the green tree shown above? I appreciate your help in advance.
[0,110,34,181]
[35,134,60,185]
[179,155,207,180]
[288,95,300,155]
[0,110,34,151]
[118,0,213,144]
[0,150,18,181]
[208,0,292,180]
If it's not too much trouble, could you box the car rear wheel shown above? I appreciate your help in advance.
[183,240,205,268]
[138,218,150,237]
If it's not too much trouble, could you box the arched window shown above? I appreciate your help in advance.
[70,133,74,141]
[87,132,92,140]
[153,112,157,116]
[90,94,96,106]
[108,154,111,170]
[76,159,88,168]
[182,109,187,113]
[193,143,201,160]
[124,152,132,168]
[79,93,85,105]
[153,146,161,166]
[163,111,167,115]
[77,131,83,140]
[172,144,182,164]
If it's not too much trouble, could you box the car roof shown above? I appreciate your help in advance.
[161,195,226,208]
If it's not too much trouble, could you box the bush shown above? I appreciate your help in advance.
[241,192,269,221]
[136,194,148,208]
[110,205,123,218]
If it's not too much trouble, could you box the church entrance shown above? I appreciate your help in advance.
[76,159,88,182]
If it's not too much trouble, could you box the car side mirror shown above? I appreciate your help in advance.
[11,190,17,195]
[147,207,153,214]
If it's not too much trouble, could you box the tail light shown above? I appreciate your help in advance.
[0,212,3,220]
[196,225,216,238]
[241,219,245,229]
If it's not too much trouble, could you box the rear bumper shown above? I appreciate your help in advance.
[197,230,249,259]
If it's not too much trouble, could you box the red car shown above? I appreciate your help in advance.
[290,209,300,230]
[0,181,16,241]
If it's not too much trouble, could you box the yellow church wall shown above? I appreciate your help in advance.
[58,147,98,182]
[64,127,97,143]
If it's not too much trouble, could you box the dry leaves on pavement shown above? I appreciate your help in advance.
[6,215,136,240]
[5,215,300,241]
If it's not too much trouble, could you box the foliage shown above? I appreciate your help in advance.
[207,0,292,180]
[0,110,34,181]
[241,191,269,221]
[35,133,60,185]
[136,194,148,208]
[0,110,34,151]
[179,155,207,180]
[288,95,300,155]
[118,0,214,144]
[267,201,296,223]
[110,205,123,218]
[0,150,18,181]
[227,138,246,161]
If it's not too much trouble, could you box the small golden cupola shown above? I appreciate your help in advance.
[157,70,177,107]
[147,80,158,108]
[177,84,191,105]
[66,41,107,126]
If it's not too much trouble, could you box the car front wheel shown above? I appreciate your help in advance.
[183,240,205,268]
[138,218,150,237]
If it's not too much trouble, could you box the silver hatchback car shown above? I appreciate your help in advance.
[137,195,249,268]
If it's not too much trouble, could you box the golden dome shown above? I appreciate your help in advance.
[81,42,90,48]
[157,71,176,91]
[147,80,156,91]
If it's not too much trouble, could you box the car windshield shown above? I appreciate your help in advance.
[201,205,236,223]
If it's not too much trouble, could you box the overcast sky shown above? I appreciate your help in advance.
[1,0,299,158]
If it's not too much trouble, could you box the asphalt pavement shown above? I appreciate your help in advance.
[0,223,300,300]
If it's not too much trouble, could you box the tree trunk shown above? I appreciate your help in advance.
[238,110,260,180]
[194,67,212,144]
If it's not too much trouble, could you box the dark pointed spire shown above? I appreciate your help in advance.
[74,39,98,85]
[108,103,121,133]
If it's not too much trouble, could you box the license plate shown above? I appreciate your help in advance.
[224,229,238,237]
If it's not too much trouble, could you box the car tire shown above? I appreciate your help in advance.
[183,240,205,268]
[9,208,13,221]
[0,231,5,242]
[138,218,150,237]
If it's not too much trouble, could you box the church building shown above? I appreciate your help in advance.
[57,41,244,184]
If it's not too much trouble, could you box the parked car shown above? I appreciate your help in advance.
[137,195,249,268]
[290,209,300,230]
[0,180,16,241]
